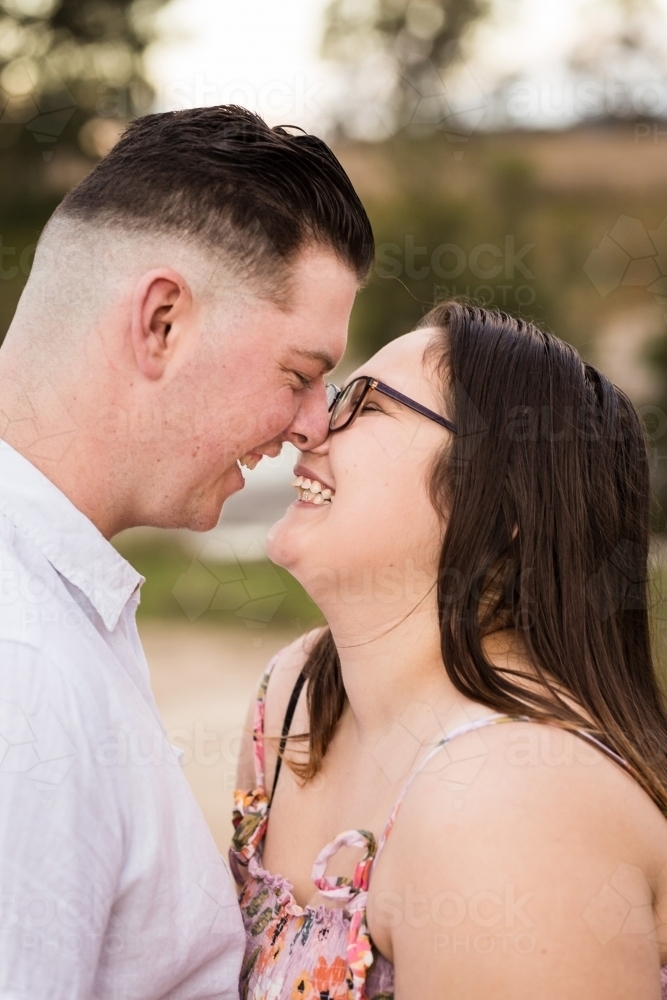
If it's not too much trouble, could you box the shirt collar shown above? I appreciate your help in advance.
[0,440,143,631]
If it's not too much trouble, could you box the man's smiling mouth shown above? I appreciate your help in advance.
[238,443,283,471]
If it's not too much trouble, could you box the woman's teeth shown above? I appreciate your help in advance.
[291,476,333,504]
[238,454,261,470]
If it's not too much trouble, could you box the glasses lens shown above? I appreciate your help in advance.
[325,383,340,411]
[330,378,368,431]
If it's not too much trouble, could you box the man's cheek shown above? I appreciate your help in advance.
[257,396,299,441]
[210,406,265,453]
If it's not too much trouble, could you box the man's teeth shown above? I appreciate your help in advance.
[291,476,334,504]
[239,453,261,470]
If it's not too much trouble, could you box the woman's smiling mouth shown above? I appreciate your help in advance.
[292,476,334,504]
[291,465,335,505]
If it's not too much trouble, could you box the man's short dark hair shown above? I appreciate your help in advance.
[57,105,374,294]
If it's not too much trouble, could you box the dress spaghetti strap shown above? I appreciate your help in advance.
[250,653,307,797]
[269,667,307,805]
[373,713,512,865]
[249,653,280,791]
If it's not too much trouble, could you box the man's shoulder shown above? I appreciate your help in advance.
[0,506,27,566]
[0,512,112,699]
[0,510,50,648]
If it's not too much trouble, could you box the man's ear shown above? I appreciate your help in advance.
[131,269,192,380]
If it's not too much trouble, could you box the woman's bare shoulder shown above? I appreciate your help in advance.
[382,720,667,915]
[259,628,325,795]
[235,628,324,793]
[374,721,667,992]
[262,627,325,737]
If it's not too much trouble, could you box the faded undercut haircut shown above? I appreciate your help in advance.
[54,105,375,300]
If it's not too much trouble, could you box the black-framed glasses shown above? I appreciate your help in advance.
[326,376,458,434]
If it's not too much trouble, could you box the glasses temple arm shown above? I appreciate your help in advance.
[374,381,458,433]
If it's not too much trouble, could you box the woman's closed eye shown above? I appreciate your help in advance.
[362,395,400,417]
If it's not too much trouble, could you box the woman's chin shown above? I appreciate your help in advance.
[265,513,301,570]
[267,499,334,573]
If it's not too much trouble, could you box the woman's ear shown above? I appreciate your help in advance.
[131,268,192,380]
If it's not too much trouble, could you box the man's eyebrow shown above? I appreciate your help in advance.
[291,348,337,373]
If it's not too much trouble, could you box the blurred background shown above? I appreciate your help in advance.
[2,0,667,847]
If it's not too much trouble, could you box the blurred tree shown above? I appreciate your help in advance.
[567,0,667,123]
[0,0,168,218]
[489,0,667,129]
[569,0,666,77]
[321,0,489,140]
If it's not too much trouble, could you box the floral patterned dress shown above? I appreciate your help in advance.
[230,653,667,1000]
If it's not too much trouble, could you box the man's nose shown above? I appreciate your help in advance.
[282,382,330,451]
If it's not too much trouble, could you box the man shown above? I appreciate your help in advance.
[0,105,373,998]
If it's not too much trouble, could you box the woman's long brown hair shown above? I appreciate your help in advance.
[293,302,667,813]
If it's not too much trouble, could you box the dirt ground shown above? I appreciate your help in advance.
[139,620,300,852]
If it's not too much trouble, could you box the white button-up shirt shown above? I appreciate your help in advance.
[0,440,244,999]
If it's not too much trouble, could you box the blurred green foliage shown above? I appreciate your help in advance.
[0,0,166,217]
[645,335,667,530]
[114,533,325,634]
[0,221,40,340]
[343,131,667,359]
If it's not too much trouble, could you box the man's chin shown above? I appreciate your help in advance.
[185,465,245,532]
[183,508,223,533]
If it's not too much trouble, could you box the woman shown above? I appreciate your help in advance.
[230,302,667,999]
